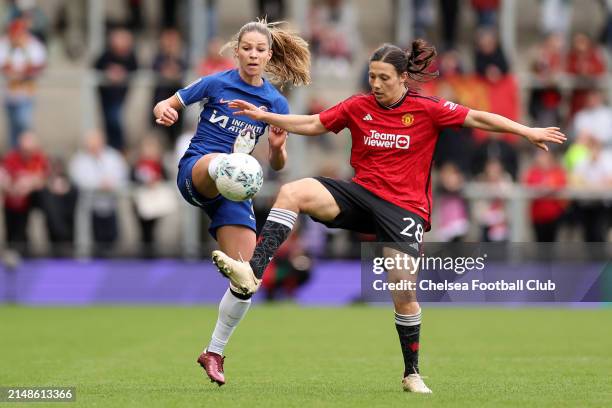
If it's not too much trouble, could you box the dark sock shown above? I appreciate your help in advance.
[249,208,297,279]
[229,287,252,300]
[395,310,422,377]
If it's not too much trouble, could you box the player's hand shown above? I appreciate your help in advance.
[524,127,567,151]
[268,126,287,150]
[155,106,179,127]
[228,99,267,121]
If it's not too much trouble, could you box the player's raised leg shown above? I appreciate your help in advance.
[385,247,432,394]
[213,178,340,293]
[191,152,229,198]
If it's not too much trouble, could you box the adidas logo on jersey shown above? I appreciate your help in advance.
[363,113,373,121]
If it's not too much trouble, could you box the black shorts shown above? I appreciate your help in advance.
[311,177,425,257]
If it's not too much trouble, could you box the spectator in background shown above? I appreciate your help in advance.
[600,0,612,49]
[522,151,567,242]
[308,0,360,76]
[0,131,48,255]
[439,0,459,50]
[572,88,612,148]
[160,0,181,28]
[412,0,434,39]
[566,33,606,116]
[69,130,129,256]
[39,158,77,257]
[475,28,508,82]
[471,0,499,28]
[197,36,234,77]
[474,29,520,144]
[567,33,606,78]
[152,28,187,144]
[258,0,286,22]
[471,132,518,180]
[3,0,50,44]
[0,18,46,147]
[475,159,512,242]
[126,0,144,33]
[433,81,475,174]
[93,28,138,151]
[570,135,612,241]
[54,0,87,59]
[132,135,175,258]
[435,162,469,242]
[528,33,564,128]
[540,0,572,37]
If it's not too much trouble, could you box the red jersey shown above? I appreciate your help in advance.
[2,150,48,211]
[523,165,567,224]
[319,91,469,227]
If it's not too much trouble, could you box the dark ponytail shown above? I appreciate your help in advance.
[406,39,438,81]
[370,39,438,82]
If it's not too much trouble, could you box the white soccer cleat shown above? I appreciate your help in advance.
[233,127,257,154]
[402,373,433,394]
[212,250,261,295]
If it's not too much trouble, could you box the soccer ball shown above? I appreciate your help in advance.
[215,153,264,201]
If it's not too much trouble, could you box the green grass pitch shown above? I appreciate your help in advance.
[1,305,611,407]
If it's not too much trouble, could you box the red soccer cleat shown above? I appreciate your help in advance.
[197,351,226,386]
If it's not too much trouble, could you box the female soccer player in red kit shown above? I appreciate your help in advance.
[213,40,566,393]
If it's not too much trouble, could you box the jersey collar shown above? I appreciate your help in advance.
[375,88,408,110]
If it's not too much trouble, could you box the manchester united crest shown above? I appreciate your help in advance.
[402,113,414,127]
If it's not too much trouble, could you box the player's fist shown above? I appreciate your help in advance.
[268,126,287,150]
[155,104,179,127]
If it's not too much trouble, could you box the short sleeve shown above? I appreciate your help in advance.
[319,97,352,133]
[176,76,213,107]
[274,96,290,115]
[430,98,470,128]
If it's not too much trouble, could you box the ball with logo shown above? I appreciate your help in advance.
[215,153,264,201]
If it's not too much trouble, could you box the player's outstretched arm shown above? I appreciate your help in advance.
[463,110,567,151]
[228,99,327,136]
[154,95,182,127]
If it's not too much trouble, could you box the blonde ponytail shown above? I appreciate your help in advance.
[222,18,311,88]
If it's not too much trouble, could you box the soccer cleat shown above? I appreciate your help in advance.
[233,127,257,154]
[402,373,433,393]
[212,250,261,295]
[197,350,226,386]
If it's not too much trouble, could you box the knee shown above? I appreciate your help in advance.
[277,182,304,209]
[395,301,420,316]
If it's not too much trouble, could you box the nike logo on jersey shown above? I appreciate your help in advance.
[363,113,373,121]
[219,98,230,104]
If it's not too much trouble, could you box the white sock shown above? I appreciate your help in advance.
[208,153,228,181]
[206,287,251,355]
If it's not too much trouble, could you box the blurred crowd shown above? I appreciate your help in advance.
[1,0,612,283]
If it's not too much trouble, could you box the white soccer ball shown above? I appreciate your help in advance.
[215,153,264,201]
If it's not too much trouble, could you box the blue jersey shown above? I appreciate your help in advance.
[176,69,290,158]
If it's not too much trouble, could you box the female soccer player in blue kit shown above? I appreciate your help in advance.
[154,20,310,386]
